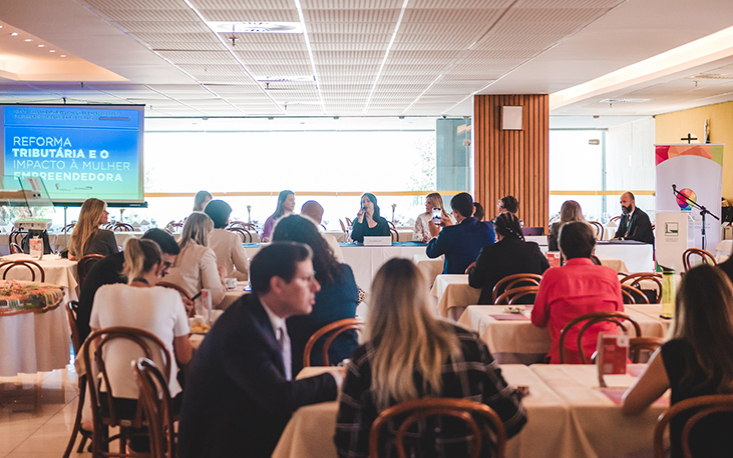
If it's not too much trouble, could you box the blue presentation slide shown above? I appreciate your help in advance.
[1,105,143,203]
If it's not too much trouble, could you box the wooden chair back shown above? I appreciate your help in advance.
[112,222,135,232]
[621,284,650,304]
[66,301,82,354]
[654,394,733,458]
[559,311,641,364]
[621,273,662,303]
[157,281,193,303]
[62,223,76,233]
[228,221,257,231]
[8,230,23,253]
[82,327,171,457]
[77,254,105,288]
[0,259,46,282]
[629,337,664,364]
[339,219,347,233]
[345,217,353,226]
[368,398,507,458]
[682,248,717,272]
[494,285,539,305]
[588,221,604,240]
[492,273,542,303]
[390,227,399,242]
[303,318,363,367]
[227,226,252,243]
[63,300,92,458]
[134,358,176,458]
[609,216,621,224]
[9,243,23,254]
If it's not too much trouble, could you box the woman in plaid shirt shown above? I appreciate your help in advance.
[334,258,526,457]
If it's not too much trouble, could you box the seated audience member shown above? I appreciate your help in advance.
[531,222,623,363]
[300,200,345,263]
[262,190,295,242]
[334,259,526,457]
[178,243,340,458]
[623,265,733,458]
[76,229,180,342]
[426,192,495,274]
[468,213,549,304]
[192,190,212,212]
[497,195,519,216]
[548,200,585,252]
[473,201,485,221]
[612,192,654,244]
[89,238,192,451]
[165,212,226,306]
[204,199,249,281]
[350,193,390,243]
[413,192,455,243]
[68,198,117,260]
[272,215,358,373]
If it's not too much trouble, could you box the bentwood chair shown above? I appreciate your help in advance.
[0,259,46,282]
[77,254,105,288]
[654,394,733,458]
[134,358,177,458]
[494,286,539,305]
[83,327,172,458]
[588,221,604,240]
[628,337,664,364]
[492,273,542,303]
[339,219,347,233]
[559,311,641,364]
[621,284,650,304]
[303,318,364,367]
[609,216,621,225]
[63,301,93,458]
[227,226,252,243]
[682,248,717,272]
[369,398,507,458]
[621,273,662,303]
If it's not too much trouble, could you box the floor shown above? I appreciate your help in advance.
[0,364,89,458]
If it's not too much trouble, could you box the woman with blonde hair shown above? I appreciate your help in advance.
[548,200,586,251]
[622,264,733,457]
[413,192,455,242]
[335,258,526,457]
[89,237,192,451]
[68,197,117,260]
[164,212,226,306]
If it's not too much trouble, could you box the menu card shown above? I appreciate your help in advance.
[596,333,628,387]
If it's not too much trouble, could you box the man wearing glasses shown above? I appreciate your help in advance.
[75,228,181,342]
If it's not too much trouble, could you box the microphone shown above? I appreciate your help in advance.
[672,184,677,192]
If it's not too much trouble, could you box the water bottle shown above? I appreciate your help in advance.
[661,266,676,319]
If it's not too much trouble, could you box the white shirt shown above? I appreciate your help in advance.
[90,284,190,399]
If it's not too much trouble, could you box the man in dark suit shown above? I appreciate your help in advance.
[178,243,340,458]
[612,192,655,244]
[75,229,181,342]
[426,192,495,274]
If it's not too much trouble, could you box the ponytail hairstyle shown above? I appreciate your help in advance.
[123,238,162,284]
[493,213,525,241]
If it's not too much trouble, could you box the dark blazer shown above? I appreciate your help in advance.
[287,263,359,374]
[178,293,338,458]
[76,252,125,342]
[614,207,654,244]
[468,237,550,304]
[426,217,495,274]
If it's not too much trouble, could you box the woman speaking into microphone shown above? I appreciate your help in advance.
[350,192,390,243]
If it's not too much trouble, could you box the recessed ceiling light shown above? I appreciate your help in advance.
[38,44,44,47]
[49,50,55,53]
[24,39,32,42]
[207,21,303,34]
[60,55,66,58]
[9,32,18,36]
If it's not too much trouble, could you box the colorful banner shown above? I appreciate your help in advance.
[655,144,723,256]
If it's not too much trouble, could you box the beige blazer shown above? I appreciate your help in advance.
[209,228,249,281]
[165,242,226,306]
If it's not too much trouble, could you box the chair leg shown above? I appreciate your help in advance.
[63,376,86,458]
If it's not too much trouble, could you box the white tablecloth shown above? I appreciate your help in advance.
[525,237,654,273]
[274,364,664,458]
[432,274,480,320]
[2,253,78,301]
[411,253,444,286]
[457,305,668,364]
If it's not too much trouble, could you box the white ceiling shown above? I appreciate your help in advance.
[1,0,733,118]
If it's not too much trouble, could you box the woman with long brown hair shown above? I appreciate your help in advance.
[68,198,117,260]
[335,258,526,457]
[622,264,733,457]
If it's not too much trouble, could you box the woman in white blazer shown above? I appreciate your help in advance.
[205,200,249,281]
[165,212,227,306]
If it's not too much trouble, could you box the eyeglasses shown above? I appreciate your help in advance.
[294,271,317,284]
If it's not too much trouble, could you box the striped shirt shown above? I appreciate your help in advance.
[334,324,527,458]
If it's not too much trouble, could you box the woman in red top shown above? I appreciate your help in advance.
[531,222,623,363]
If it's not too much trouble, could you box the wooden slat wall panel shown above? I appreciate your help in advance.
[474,94,549,230]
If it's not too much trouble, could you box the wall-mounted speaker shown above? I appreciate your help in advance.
[501,106,523,130]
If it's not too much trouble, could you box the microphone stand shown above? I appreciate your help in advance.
[672,186,720,251]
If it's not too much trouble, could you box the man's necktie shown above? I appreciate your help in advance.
[277,326,292,381]
[625,214,632,238]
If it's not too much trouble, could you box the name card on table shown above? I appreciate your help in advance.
[363,236,392,246]
[596,333,629,387]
